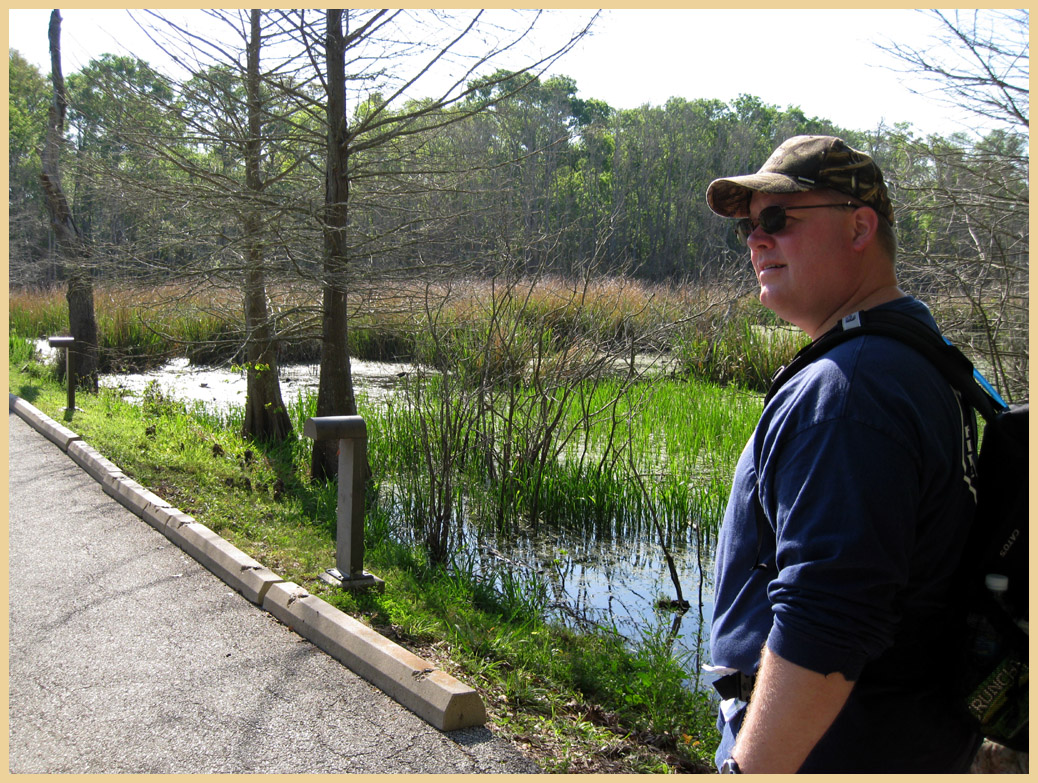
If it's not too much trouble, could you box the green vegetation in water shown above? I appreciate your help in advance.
[371,372,760,552]
[10,337,739,772]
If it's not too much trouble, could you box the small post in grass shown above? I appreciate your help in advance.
[303,415,384,591]
[48,335,76,412]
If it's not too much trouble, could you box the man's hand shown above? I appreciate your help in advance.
[729,646,855,773]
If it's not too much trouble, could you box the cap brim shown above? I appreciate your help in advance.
[706,173,811,218]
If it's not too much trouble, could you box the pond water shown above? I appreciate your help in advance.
[483,522,716,676]
[40,341,718,679]
[96,355,405,408]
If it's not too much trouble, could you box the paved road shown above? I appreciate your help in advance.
[8,411,537,774]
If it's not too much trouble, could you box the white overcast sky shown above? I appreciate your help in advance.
[7,8,990,138]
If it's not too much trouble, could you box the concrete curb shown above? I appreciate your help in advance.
[10,394,80,451]
[172,522,283,606]
[8,394,486,732]
[265,582,487,731]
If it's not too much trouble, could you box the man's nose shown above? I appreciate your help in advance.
[746,225,774,249]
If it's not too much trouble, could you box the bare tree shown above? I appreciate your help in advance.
[241,9,292,441]
[111,9,317,441]
[878,10,1029,401]
[309,9,361,480]
[40,9,99,392]
[93,8,593,471]
[282,9,597,480]
[879,10,1028,132]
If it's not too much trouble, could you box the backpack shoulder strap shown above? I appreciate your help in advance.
[764,309,1004,422]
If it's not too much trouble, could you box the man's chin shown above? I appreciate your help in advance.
[757,293,803,332]
[758,288,780,314]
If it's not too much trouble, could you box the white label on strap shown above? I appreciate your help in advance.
[841,311,862,331]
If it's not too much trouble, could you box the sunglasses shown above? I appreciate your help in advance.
[735,202,858,243]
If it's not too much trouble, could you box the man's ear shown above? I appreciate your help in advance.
[850,207,879,251]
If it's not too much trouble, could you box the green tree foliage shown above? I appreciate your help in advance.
[51,54,190,277]
[66,54,176,159]
[8,49,48,173]
[429,86,847,282]
[9,49,52,281]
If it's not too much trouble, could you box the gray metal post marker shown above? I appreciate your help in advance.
[303,415,384,590]
[47,336,76,411]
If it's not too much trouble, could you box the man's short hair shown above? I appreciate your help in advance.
[874,209,898,263]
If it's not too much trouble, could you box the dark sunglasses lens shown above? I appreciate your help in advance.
[758,206,787,234]
[735,206,787,242]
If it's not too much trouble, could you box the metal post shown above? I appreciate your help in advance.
[336,434,365,578]
[303,415,384,591]
[48,336,76,411]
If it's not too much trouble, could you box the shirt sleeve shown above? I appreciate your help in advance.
[760,408,922,681]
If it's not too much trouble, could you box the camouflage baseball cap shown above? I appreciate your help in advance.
[706,135,894,225]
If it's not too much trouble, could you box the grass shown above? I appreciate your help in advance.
[10,279,803,390]
[9,337,725,773]
[371,367,759,557]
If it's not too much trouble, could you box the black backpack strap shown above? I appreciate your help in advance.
[765,310,1003,421]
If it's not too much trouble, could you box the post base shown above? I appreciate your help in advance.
[320,567,385,592]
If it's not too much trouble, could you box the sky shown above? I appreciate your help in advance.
[7,8,988,139]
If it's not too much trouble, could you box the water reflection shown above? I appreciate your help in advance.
[467,520,716,679]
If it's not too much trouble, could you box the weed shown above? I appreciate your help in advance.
[8,335,38,365]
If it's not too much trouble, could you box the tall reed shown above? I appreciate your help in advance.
[369,371,759,553]
[9,287,69,337]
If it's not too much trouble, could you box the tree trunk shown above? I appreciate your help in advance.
[40,9,98,392]
[311,9,359,481]
[241,9,291,443]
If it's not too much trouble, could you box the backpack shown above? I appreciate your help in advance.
[759,308,1028,751]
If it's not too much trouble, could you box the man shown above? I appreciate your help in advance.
[704,136,982,773]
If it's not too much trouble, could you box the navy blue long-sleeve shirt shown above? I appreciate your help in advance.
[710,297,981,772]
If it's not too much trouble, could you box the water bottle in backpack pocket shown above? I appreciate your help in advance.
[959,573,1028,750]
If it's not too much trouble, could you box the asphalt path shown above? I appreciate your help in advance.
[8,410,538,774]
